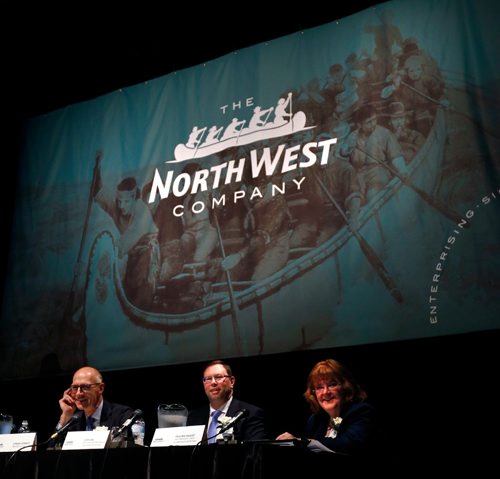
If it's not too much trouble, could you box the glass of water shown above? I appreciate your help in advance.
[0,413,13,434]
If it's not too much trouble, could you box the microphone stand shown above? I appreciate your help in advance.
[188,410,248,479]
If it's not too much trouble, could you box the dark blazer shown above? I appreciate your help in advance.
[187,398,267,441]
[305,401,378,456]
[69,399,135,432]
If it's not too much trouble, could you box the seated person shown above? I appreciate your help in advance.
[187,360,267,443]
[56,366,135,435]
[276,359,379,457]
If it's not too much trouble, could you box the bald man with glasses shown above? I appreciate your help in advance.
[56,366,134,435]
[186,360,267,443]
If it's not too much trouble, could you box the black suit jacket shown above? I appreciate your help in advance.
[68,399,135,432]
[305,401,378,456]
[186,398,267,441]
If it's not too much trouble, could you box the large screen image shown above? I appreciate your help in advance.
[2,0,498,378]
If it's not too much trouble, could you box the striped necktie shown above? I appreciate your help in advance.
[86,416,95,431]
[207,410,221,444]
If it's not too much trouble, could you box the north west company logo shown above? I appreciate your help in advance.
[171,92,314,163]
[147,92,338,216]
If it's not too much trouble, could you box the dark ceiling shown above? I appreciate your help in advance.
[6,2,381,120]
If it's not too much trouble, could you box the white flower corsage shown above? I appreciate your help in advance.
[329,416,342,430]
[217,415,235,436]
[217,415,233,428]
[326,416,342,438]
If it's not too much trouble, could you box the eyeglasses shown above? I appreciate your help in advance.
[313,382,339,393]
[69,383,101,392]
[202,375,231,384]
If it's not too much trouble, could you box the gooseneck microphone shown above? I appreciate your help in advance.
[112,409,143,438]
[50,411,83,439]
[218,409,249,434]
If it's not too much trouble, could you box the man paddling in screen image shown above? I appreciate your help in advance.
[56,366,134,435]
[187,360,267,443]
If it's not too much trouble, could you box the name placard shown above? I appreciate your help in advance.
[0,433,37,452]
[150,425,204,447]
[62,430,110,450]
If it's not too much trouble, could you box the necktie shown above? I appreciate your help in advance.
[207,410,221,444]
[86,416,95,431]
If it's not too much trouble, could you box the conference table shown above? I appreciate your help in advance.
[0,441,363,478]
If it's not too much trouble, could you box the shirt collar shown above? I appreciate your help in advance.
[88,399,104,427]
[210,396,233,418]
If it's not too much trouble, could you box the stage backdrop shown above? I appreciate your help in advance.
[2,0,499,379]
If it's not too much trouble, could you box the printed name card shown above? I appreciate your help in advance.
[62,430,110,450]
[150,425,204,447]
[0,433,37,452]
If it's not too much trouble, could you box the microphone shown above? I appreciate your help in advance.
[218,409,249,434]
[50,411,83,439]
[112,409,143,438]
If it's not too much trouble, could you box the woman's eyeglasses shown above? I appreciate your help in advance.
[313,382,339,393]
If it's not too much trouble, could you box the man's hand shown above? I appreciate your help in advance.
[58,388,77,425]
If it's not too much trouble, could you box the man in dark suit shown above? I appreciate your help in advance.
[187,360,267,442]
[56,366,134,434]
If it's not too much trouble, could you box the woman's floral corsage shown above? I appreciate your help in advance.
[326,416,342,438]
[329,416,343,430]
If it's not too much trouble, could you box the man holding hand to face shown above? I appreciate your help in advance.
[57,366,134,434]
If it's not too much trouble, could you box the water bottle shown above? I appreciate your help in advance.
[131,419,145,446]
[18,420,31,433]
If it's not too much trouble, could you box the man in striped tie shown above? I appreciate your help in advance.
[187,360,267,443]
